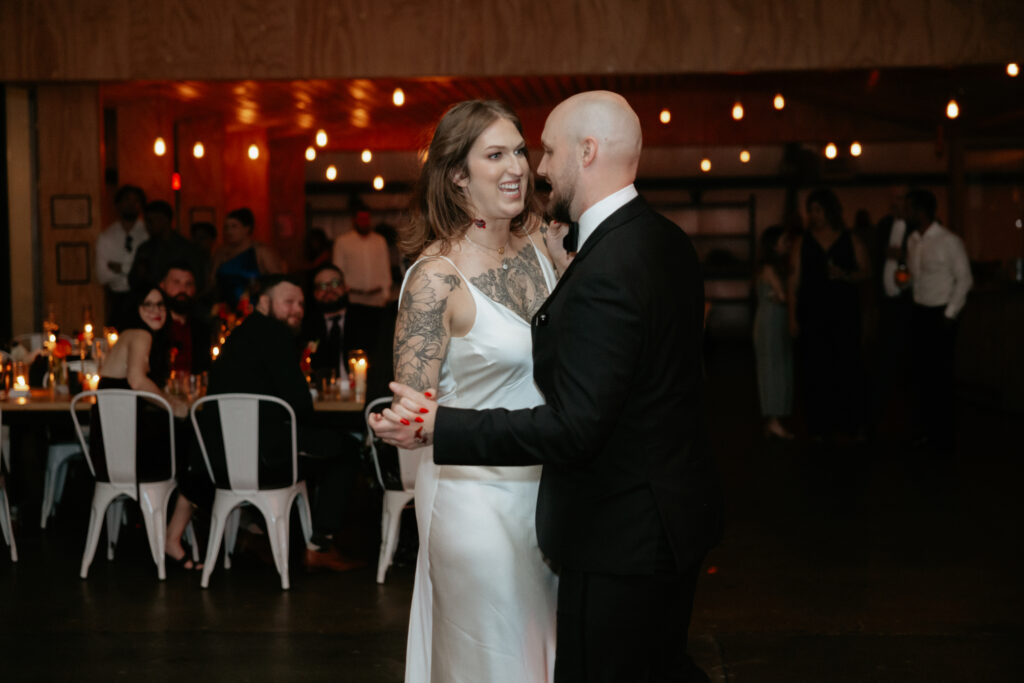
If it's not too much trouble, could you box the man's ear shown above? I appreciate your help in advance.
[580,137,598,168]
[255,294,270,314]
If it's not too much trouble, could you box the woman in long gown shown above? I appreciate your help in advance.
[753,225,794,439]
[394,100,570,683]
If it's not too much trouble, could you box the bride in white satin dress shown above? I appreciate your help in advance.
[393,101,568,683]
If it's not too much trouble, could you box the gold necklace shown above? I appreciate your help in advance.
[463,233,512,270]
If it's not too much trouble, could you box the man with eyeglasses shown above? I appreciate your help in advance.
[96,184,149,325]
[299,264,383,391]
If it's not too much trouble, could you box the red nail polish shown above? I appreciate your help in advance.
[400,418,410,426]
[415,417,424,423]
[424,391,433,398]
[419,408,429,414]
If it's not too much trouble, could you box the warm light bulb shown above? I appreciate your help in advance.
[192,142,204,158]
[211,346,220,359]
[392,88,405,106]
[247,144,259,160]
[731,102,744,121]
[825,143,838,159]
[315,129,328,147]
[305,146,316,161]
[850,141,863,157]
[1007,62,1020,78]
[361,149,372,163]
[326,165,338,181]
[84,323,93,334]
[773,93,785,110]
[946,99,960,119]
[659,108,671,124]
[739,149,751,163]
[373,175,385,190]
[153,137,167,156]
[700,158,711,173]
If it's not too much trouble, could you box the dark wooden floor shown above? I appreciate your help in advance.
[2,341,1021,682]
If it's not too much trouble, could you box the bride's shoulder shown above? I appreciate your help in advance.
[405,248,465,291]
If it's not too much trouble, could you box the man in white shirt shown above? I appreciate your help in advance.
[331,208,392,308]
[95,185,149,324]
[901,189,973,455]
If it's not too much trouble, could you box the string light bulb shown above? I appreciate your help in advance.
[946,99,960,119]
[1007,62,1019,78]
[659,108,671,124]
[153,137,167,156]
[739,149,751,163]
[305,146,316,161]
[373,175,385,190]
[361,149,373,163]
[850,141,863,157]
[315,129,328,147]
[824,143,838,159]
[326,165,337,181]
[773,93,785,110]
[700,158,712,173]
[392,88,405,106]
[192,142,205,159]
[247,144,260,160]
[731,102,744,121]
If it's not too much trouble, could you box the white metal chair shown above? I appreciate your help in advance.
[364,397,418,584]
[191,393,314,590]
[71,389,179,580]
[0,408,18,562]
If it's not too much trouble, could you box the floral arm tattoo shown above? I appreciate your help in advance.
[393,268,461,391]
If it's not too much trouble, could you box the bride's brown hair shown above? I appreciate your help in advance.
[401,100,538,258]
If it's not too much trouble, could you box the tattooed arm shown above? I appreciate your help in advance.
[392,260,463,392]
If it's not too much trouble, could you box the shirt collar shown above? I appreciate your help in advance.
[577,184,638,251]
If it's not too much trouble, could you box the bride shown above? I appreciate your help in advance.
[394,100,569,682]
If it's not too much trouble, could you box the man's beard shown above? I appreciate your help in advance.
[168,294,193,315]
[547,190,574,225]
[316,294,349,314]
[120,209,139,222]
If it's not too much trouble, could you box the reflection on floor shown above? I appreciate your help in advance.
[1,342,1021,682]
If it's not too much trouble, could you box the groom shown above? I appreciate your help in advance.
[373,91,723,682]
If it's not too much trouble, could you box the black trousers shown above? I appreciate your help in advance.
[296,427,362,537]
[554,561,709,683]
[910,304,958,453]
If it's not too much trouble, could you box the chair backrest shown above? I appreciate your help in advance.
[190,393,297,491]
[70,389,175,485]
[0,408,9,474]
[364,397,418,492]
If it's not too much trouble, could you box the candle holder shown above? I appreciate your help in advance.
[346,349,368,402]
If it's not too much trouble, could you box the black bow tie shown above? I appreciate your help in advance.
[563,222,579,253]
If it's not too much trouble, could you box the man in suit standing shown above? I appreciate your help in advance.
[373,91,722,682]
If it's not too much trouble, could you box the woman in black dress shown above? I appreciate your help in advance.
[787,189,870,439]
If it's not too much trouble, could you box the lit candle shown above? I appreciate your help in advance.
[211,346,220,360]
[13,375,28,391]
[106,331,118,347]
[86,374,100,391]
[353,358,367,402]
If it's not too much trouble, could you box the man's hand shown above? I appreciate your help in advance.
[542,221,575,276]
[369,382,439,449]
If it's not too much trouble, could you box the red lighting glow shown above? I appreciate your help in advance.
[171,172,182,191]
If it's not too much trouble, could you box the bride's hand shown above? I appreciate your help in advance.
[542,222,574,276]
[369,383,438,449]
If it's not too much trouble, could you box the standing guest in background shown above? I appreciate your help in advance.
[753,226,794,440]
[332,207,392,309]
[206,274,364,571]
[901,189,973,456]
[303,228,333,274]
[97,286,206,570]
[129,201,210,294]
[191,221,217,261]
[159,262,212,380]
[298,264,382,392]
[96,185,149,325]
[211,208,284,312]
[788,188,871,440]
[374,222,406,302]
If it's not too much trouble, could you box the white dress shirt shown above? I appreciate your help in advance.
[95,219,149,292]
[881,218,908,298]
[332,230,392,308]
[906,221,973,319]
[577,184,639,252]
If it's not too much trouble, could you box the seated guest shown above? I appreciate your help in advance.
[206,274,363,571]
[129,200,211,295]
[98,285,206,570]
[299,264,382,390]
[159,261,212,379]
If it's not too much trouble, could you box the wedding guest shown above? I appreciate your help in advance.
[129,201,210,294]
[159,262,212,379]
[303,227,333,273]
[788,188,871,439]
[191,221,217,261]
[96,185,148,325]
[753,226,794,439]
[332,206,392,309]
[97,285,205,570]
[211,208,283,312]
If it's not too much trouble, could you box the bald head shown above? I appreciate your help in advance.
[539,91,642,221]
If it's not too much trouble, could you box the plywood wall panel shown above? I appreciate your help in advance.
[222,130,270,243]
[178,116,227,234]
[116,101,176,208]
[268,138,307,271]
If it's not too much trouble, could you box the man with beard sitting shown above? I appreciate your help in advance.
[159,262,213,382]
[299,264,383,395]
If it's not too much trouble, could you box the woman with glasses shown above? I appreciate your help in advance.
[97,285,206,570]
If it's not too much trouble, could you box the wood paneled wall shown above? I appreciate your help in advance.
[2,0,1021,81]
[35,85,105,331]
[222,130,270,244]
[268,138,307,270]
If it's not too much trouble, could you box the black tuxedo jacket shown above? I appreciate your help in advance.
[434,196,723,575]
[299,304,382,374]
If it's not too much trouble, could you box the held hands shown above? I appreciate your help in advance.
[543,222,575,275]
[369,382,439,449]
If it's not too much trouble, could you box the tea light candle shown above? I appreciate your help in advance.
[85,373,100,391]
[13,375,28,391]
[106,331,118,347]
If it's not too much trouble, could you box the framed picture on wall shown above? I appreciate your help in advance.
[56,242,91,284]
[51,194,92,228]
[189,206,216,226]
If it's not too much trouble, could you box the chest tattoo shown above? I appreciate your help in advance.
[469,244,550,322]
